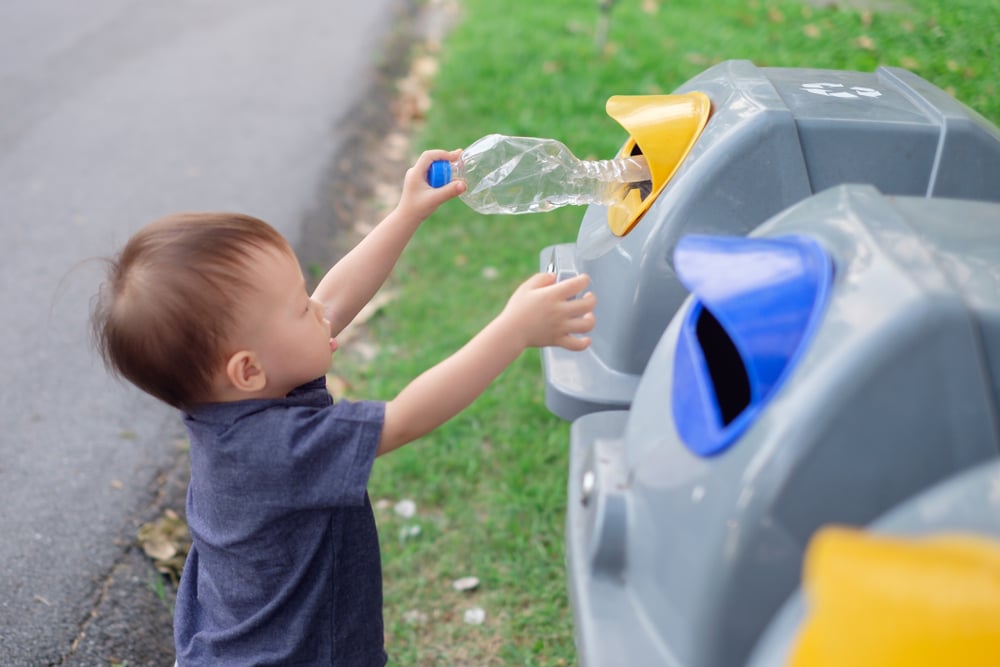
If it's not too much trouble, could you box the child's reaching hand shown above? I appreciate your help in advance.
[500,272,595,351]
[379,270,596,454]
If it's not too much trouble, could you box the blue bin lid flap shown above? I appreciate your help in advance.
[671,234,833,456]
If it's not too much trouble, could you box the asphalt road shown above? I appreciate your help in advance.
[0,1,406,662]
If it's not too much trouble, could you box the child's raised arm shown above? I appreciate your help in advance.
[377,272,595,456]
[312,148,465,336]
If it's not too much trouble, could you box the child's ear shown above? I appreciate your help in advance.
[225,350,267,393]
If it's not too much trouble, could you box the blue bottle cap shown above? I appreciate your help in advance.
[427,160,452,188]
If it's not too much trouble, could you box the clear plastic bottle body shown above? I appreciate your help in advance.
[429,134,651,215]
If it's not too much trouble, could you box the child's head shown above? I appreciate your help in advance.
[91,212,303,409]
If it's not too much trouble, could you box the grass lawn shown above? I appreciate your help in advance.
[341,0,1000,664]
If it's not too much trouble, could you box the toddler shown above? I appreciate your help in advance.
[91,149,595,666]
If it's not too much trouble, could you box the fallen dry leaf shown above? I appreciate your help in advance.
[395,75,432,125]
[410,55,439,82]
[382,132,411,163]
[137,508,190,584]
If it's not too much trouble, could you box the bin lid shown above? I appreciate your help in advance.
[671,234,833,456]
[605,92,711,236]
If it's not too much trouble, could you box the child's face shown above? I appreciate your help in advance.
[240,246,336,397]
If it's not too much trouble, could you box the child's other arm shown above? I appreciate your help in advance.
[312,149,465,337]
[377,272,595,456]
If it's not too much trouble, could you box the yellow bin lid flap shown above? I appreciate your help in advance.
[605,92,711,236]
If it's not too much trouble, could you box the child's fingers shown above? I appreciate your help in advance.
[522,272,558,291]
[557,334,592,351]
[531,273,590,305]
[564,311,596,334]
[406,148,464,193]
[575,290,597,309]
[551,272,590,298]
[416,172,466,207]
[415,148,463,170]
[557,289,596,317]
[417,148,452,164]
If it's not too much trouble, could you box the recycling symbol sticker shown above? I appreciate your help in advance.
[801,82,883,99]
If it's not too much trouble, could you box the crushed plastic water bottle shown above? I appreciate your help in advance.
[427,134,651,215]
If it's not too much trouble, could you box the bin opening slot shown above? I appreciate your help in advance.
[604,92,711,236]
[629,144,654,201]
[695,305,751,426]
[672,234,833,457]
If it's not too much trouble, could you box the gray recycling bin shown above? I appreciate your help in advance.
[746,459,1000,667]
[566,185,1000,667]
[542,59,1000,421]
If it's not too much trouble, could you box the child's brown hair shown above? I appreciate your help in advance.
[91,212,291,409]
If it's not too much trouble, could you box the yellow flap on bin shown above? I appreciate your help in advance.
[605,92,711,236]
[789,526,1000,667]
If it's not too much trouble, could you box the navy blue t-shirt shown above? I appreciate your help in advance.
[175,377,386,666]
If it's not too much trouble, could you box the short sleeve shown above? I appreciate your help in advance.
[218,399,385,510]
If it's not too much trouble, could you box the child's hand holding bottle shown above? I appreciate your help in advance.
[398,148,466,221]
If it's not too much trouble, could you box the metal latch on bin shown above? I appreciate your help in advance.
[671,234,833,456]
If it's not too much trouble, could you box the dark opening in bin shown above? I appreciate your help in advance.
[629,143,654,200]
[695,305,751,426]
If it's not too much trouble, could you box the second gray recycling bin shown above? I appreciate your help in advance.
[542,59,1000,421]
[566,185,1000,667]
[746,459,1000,667]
